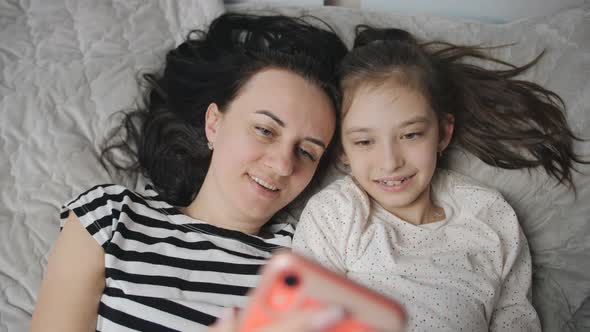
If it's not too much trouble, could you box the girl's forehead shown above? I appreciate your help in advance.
[345,84,432,119]
[345,77,422,104]
[340,86,437,135]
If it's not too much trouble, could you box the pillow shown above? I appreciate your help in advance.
[359,0,587,23]
[0,1,224,330]
[228,4,590,331]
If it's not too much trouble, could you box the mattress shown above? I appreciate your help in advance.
[1,0,588,331]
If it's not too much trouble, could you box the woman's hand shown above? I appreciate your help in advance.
[208,306,346,332]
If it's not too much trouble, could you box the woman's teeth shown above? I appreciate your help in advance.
[250,175,279,191]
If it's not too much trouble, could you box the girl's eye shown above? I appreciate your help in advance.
[256,126,273,137]
[402,132,421,140]
[298,147,317,162]
[354,140,372,146]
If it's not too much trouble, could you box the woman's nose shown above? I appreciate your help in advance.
[266,146,295,177]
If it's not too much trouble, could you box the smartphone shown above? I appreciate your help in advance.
[238,251,406,332]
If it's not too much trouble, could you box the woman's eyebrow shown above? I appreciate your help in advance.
[304,137,326,149]
[255,110,327,149]
[255,110,284,127]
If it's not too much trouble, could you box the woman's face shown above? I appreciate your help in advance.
[204,68,336,225]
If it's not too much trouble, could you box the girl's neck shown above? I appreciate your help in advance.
[380,185,445,225]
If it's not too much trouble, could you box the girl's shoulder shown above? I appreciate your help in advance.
[435,169,503,200]
[435,170,520,227]
[313,175,370,205]
[302,175,372,221]
[434,169,510,213]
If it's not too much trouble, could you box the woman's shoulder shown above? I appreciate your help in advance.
[63,183,169,213]
[72,183,134,196]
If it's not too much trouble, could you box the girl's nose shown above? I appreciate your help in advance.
[380,142,404,172]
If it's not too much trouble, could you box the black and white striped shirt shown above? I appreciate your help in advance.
[60,184,294,331]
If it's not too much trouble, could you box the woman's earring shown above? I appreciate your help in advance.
[438,150,443,158]
[207,142,213,151]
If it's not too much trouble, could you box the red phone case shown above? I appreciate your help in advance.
[238,251,406,332]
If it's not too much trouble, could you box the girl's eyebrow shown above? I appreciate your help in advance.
[345,116,430,135]
[344,127,371,135]
[255,110,327,149]
[399,116,429,128]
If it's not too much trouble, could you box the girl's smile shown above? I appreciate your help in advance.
[373,173,416,192]
[340,82,453,225]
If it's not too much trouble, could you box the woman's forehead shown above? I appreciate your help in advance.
[228,68,336,137]
[235,69,329,110]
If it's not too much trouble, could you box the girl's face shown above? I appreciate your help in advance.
[204,68,336,225]
[340,83,453,219]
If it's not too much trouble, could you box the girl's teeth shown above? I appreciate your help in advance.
[251,176,278,191]
[380,178,406,186]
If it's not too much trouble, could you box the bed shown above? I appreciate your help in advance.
[1,1,588,331]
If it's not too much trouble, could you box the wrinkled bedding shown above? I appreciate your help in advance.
[0,1,224,331]
[1,0,588,331]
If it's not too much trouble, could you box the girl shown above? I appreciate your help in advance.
[293,27,586,331]
[30,14,348,332]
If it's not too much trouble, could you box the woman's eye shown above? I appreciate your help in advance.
[256,126,273,137]
[298,147,316,162]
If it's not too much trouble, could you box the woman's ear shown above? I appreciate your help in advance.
[205,103,222,145]
[438,113,455,153]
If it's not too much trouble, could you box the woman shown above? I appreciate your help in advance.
[29,13,347,332]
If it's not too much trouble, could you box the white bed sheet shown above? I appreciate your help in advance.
[0,1,224,331]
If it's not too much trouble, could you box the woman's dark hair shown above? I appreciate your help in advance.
[101,13,347,206]
[338,25,587,189]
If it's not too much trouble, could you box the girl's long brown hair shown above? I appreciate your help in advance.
[339,26,587,189]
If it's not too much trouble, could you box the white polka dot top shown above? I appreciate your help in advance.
[293,169,540,332]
